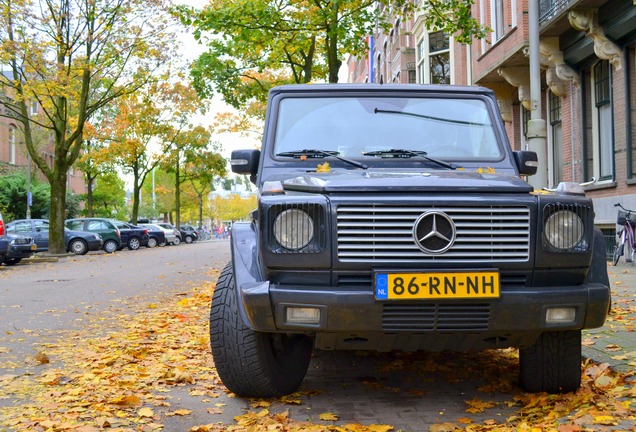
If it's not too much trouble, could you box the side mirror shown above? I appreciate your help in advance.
[230,149,260,176]
[513,151,539,176]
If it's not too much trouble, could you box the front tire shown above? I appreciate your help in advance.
[210,262,313,397]
[103,240,118,253]
[173,237,181,246]
[519,330,581,393]
[69,239,88,255]
[147,237,157,248]
[185,235,193,244]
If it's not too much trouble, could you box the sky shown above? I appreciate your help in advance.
[173,0,260,159]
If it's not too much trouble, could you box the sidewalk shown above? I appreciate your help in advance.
[582,263,636,380]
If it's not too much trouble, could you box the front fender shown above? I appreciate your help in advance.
[230,222,277,331]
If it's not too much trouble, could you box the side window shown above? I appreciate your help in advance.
[34,220,49,232]
[67,220,84,230]
[88,221,105,230]
[11,221,31,233]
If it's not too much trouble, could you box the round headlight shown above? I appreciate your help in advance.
[544,210,584,250]
[273,209,314,250]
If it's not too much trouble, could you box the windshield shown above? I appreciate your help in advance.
[273,96,502,161]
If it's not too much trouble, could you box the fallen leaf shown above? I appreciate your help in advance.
[35,351,49,364]
[138,407,154,418]
[319,412,339,421]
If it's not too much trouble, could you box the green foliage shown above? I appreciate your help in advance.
[0,172,50,221]
[65,190,81,219]
[0,172,81,220]
[422,0,488,44]
[84,172,127,220]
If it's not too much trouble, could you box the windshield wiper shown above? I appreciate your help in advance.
[362,148,459,170]
[276,149,368,169]
[374,108,488,127]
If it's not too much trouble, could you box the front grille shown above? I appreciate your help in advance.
[337,205,530,263]
[383,303,491,331]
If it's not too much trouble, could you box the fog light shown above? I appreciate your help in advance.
[546,307,576,324]
[286,307,320,324]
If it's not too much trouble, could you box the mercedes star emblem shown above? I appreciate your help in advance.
[413,211,456,254]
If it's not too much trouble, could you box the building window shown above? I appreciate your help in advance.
[416,31,451,84]
[429,31,450,84]
[593,60,613,181]
[417,39,425,83]
[408,69,416,83]
[549,91,563,186]
[522,105,530,141]
[491,0,505,42]
[9,126,16,164]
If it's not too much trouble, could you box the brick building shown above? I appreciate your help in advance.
[1,71,86,196]
[348,0,636,231]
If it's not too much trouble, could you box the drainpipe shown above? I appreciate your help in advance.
[527,0,548,189]
[625,47,632,179]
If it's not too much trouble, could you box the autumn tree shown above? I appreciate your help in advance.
[209,194,257,226]
[181,148,227,228]
[162,125,226,228]
[94,79,170,224]
[0,0,176,253]
[75,118,117,217]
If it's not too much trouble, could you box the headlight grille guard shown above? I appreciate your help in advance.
[541,202,592,253]
[266,203,326,254]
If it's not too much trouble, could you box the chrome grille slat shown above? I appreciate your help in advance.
[337,205,530,263]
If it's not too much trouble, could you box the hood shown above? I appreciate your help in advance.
[280,169,534,194]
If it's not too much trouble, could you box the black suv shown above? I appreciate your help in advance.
[212,84,610,398]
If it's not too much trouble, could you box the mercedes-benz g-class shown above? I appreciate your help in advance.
[211,84,610,398]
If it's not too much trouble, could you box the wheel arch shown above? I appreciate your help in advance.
[229,221,276,331]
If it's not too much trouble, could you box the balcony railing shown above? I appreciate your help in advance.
[539,0,575,23]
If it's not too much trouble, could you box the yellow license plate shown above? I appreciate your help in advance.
[31,244,37,251]
[375,272,500,300]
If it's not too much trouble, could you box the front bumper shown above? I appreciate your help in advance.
[8,244,37,260]
[237,279,610,351]
[87,239,104,251]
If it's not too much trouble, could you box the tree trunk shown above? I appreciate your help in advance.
[132,171,141,224]
[326,4,341,83]
[198,195,203,229]
[48,171,68,254]
[85,174,95,217]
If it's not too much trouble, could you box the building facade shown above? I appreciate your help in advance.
[350,0,636,231]
[1,72,86,196]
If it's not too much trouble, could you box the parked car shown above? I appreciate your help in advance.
[111,220,149,250]
[156,223,181,245]
[137,224,166,247]
[65,218,121,253]
[0,212,11,263]
[140,224,173,246]
[6,219,103,255]
[180,225,199,244]
[3,233,37,265]
[212,83,611,398]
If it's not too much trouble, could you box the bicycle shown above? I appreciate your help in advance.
[613,203,636,265]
